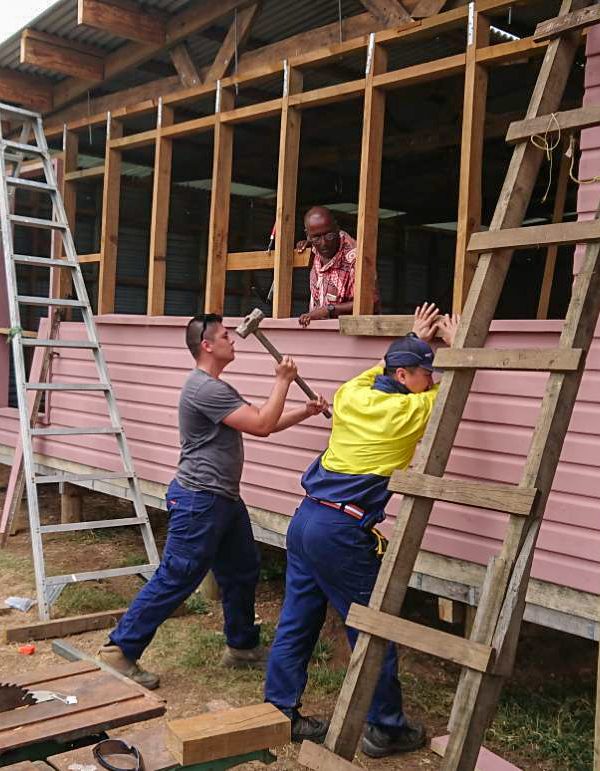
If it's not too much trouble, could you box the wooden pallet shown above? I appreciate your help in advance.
[298,2,600,770]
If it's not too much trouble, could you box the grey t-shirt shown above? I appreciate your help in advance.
[176,368,249,499]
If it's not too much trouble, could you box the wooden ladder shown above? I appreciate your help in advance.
[299,2,600,769]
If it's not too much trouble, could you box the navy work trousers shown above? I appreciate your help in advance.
[110,479,260,661]
[265,497,405,730]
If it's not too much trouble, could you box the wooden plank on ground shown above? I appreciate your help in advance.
[167,703,290,765]
[47,724,176,771]
[433,347,582,371]
[298,741,358,771]
[468,219,600,252]
[0,762,53,770]
[346,605,495,672]
[339,314,414,336]
[354,39,388,316]
[388,470,537,516]
[507,104,600,143]
[273,64,303,319]
[431,735,522,770]
[534,5,600,41]
[0,662,165,752]
[4,607,127,643]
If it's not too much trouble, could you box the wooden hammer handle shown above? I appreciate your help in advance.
[254,330,332,419]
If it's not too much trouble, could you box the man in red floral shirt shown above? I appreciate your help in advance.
[297,206,379,327]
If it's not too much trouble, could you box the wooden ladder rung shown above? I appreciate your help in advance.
[346,605,496,673]
[434,347,582,372]
[388,470,537,517]
[468,220,600,253]
[534,5,600,42]
[507,104,600,144]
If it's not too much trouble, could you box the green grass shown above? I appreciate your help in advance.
[185,592,209,615]
[488,680,594,771]
[54,584,127,615]
[0,550,31,574]
[119,552,149,568]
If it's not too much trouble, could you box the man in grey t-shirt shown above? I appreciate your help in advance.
[99,313,328,690]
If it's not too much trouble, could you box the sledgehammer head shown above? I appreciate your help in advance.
[236,307,265,339]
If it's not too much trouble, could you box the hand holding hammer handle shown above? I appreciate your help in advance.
[254,330,332,419]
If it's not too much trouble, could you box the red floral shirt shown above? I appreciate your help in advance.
[308,231,379,311]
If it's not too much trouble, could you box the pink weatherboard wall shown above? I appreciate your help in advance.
[0,316,599,597]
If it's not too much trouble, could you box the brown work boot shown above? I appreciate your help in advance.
[97,643,160,690]
[220,644,269,669]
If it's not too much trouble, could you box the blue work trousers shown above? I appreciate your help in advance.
[265,497,405,730]
[110,479,260,661]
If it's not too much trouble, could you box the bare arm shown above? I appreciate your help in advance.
[273,395,329,432]
[222,357,297,437]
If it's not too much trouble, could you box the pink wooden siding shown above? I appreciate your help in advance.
[1,316,599,596]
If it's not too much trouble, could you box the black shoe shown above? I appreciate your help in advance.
[361,720,426,758]
[291,714,330,744]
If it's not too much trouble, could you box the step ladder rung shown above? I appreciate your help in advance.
[388,470,537,517]
[31,426,120,437]
[10,214,67,230]
[0,103,38,119]
[433,347,582,372]
[26,382,109,391]
[40,517,145,534]
[468,220,600,253]
[13,255,78,268]
[507,104,600,144]
[35,471,134,484]
[6,177,56,193]
[21,339,99,349]
[17,295,85,308]
[2,139,44,156]
[45,564,157,587]
[346,604,496,673]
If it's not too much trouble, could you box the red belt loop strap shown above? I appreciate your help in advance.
[308,496,365,521]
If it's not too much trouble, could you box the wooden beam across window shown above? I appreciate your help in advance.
[20,29,105,81]
[205,86,235,314]
[273,63,304,319]
[77,0,166,45]
[147,102,174,316]
[98,115,123,315]
[227,250,311,270]
[354,36,388,316]
[0,68,52,112]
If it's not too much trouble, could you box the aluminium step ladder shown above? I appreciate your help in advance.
[0,102,160,620]
[299,1,600,770]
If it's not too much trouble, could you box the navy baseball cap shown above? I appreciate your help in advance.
[385,336,435,372]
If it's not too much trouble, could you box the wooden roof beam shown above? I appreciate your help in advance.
[55,0,255,111]
[205,3,261,83]
[20,29,105,81]
[170,43,202,88]
[359,0,412,25]
[0,68,53,112]
[77,0,166,45]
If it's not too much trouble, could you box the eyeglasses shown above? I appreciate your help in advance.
[306,230,338,244]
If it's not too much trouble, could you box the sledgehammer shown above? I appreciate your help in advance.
[236,308,332,419]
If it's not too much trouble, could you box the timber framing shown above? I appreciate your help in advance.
[8,0,587,316]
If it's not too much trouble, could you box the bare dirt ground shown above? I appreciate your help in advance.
[0,466,595,770]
